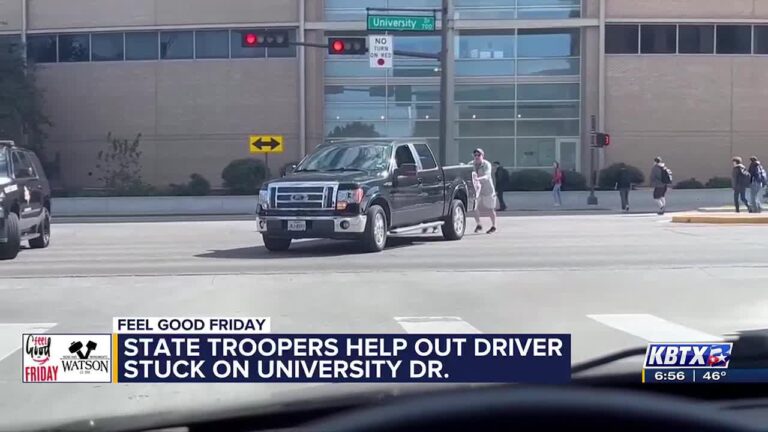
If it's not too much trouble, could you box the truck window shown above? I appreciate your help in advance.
[11,151,35,178]
[413,144,437,170]
[395,145,416,168]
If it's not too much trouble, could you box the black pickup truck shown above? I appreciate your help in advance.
[256,139,477,252]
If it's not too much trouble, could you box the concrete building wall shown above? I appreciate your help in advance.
[27,0,297,30]
[38,59,300,189]
[605,56,768,182]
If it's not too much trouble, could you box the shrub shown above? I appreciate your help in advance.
[169,173,211,196]
[598,163,645,189]
[705,176,731,189]
[674,178,704,189]
[506,169,552,191]
[562,170,587,191]
[222,158,269,195]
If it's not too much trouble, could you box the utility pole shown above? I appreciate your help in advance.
[438,0,455,167]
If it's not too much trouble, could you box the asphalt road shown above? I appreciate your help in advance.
[1,214,768,431]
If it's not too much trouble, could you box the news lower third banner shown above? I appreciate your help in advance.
[114,334,571,383]
[22,317,571,384]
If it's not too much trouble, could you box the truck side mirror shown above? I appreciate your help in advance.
[397,163,417,178]
[285,164,297,176]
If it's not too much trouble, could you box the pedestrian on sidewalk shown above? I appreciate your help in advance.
[748,156,767,213]
[731,156,752,213]
[493,161,509,211]
[552,161,564,207]
[616,163,632,212]
[650,157,672,215]
[469,148,497,234]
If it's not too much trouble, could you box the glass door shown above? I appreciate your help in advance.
[556,138,579,172]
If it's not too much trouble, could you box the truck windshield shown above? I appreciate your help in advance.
[296,143,391,172]
[0,151,8,177]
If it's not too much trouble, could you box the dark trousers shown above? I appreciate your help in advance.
[734,189,748,212]
[497,190,507,210]
[619,188,630,210]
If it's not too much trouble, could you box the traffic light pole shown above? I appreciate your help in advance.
[438,0,455,167]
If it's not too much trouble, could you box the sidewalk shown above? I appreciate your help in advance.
[51,188,738,218]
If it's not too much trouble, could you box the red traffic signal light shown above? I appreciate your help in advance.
[240,30,289,48]
[595,132,611,147]
[328,37,366,55]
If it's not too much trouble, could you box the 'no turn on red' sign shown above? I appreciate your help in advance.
[369,35,393,69]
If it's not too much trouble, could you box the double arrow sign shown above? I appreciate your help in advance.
[249,135,284,154]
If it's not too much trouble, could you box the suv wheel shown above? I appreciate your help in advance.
[262,235,291,252]
[361,205,387,252]
[29,208,51,249]
[0,212,21,260]
[442,199,466,241]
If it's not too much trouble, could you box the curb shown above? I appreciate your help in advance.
[672,213,768,224]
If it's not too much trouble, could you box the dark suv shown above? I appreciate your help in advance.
[0,141,51,260]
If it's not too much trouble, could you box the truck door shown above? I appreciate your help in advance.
[412,143,444,222]
[10,150,41,231]
[390,144,421,227]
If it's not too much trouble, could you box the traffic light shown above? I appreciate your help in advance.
[328,37,367,55]
[241,30,290,48]
[595,132,611,147]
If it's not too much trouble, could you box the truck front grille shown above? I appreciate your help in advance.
[270,183,338,210]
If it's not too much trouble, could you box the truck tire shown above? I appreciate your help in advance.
[361,205,387,252]
[262,235,291,252]
[29,208,51,249]
[0,212,21,260]
[442,199,466,241]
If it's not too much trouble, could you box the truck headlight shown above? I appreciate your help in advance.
[258,188,270,210]
[336,188,364,211]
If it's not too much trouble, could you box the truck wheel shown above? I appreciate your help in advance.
[29,208,51,249]
[262,235,291,252]
[361,205,387,252]
[442,199,466,241]
[0,212,21,260]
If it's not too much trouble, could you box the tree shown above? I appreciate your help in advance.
[327,121,381,139]
[0,40,51,157]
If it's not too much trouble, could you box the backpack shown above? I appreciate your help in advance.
[758,165,767,186]
[660,166,673,185]
[739,166,752,187]
[560,170,566,185]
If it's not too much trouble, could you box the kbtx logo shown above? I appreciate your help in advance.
[644,343,733,369]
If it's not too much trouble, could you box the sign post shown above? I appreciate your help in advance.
[369,35,393,69]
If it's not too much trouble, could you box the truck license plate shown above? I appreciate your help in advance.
[287,221,306,231]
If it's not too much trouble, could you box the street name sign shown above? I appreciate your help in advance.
[367,15,436,32]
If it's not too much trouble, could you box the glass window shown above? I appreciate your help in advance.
[606,25,639,54]
[392,59,440,77]
[388,104,439,120]
[326,59,387,77]
[456,85,515,101]
[161,31,193,59]
[395,145,416,167]
[325,85,440,103]
[231,30,266,59]
[458,103,515,119]
[325,104,386,121]
[716,25,751,54]
[517,119,579,136]
[518,83,579,101]
[413,143,437,170]
[395,36,440,57]
[517,101,579,119]
[11,151,34,178]
[755,26,768,54]
[517,58,579,76]
[458,138,514,165]
[456,59,515,76]
[641,25,676,54]
[458,32,515,59]
[517,0,580,4]
[458,121,515,137]
[91,33,124,61]
[267,29,297,58]
[125,32,158,60]
[0,35,21,54]
[516,7,580,19]
[58,34,90,62]
[195,30,229,59]
[678,25,714,54]
[516,137,556,167]
[27,35,57,63]
[299,142,392,172]
[518,29,579,57]
[326,121,386,138]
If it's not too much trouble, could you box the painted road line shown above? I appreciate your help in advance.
[587,314,723,342]
[395,317,481,334]
[0,323,57,363]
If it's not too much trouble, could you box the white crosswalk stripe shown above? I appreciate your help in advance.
[394,316,481,334]
[0,323,57,363]
[587,314,723,342]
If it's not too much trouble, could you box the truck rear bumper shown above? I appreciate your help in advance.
[256,215,367,239]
